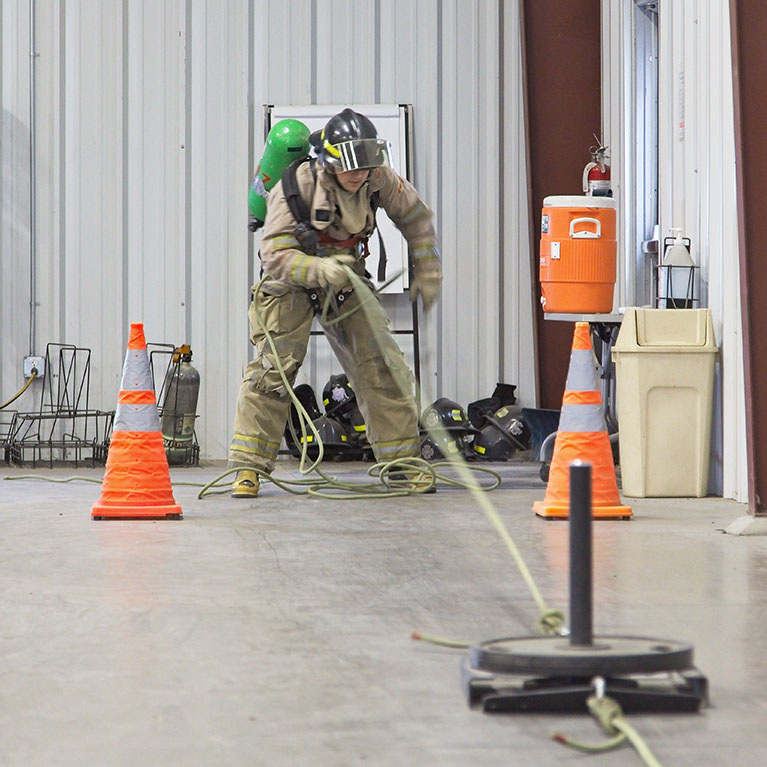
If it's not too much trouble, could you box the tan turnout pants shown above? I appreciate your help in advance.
[229,284,420,473]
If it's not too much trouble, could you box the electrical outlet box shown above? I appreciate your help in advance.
[23,356,45,379]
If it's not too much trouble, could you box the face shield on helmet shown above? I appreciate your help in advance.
[323,137,393,172]
[318,108,393,172]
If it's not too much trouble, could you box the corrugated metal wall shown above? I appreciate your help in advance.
[602,0,747,501]
[0,0,535,462]
[657,0,747,500]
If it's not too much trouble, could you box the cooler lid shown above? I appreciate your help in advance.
[543,195,617,209]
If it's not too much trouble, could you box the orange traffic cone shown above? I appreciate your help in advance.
[92,323,182,520]
[533,322,631,520]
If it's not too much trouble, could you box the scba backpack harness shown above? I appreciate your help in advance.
[280,156,389,285]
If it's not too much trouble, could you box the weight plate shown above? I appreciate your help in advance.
[470,635,694,676]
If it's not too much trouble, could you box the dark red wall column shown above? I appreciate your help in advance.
[521,1,603,408]
[731,0,767,515]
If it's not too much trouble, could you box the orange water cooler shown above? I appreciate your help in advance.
[539,196,617,313]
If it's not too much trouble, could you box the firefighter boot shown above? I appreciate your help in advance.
[390,471,437,494]
[231,469,260,498]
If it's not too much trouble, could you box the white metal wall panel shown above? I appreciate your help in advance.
[602,0,747,500]
[62,1,124,400]
[1,2,34,411]
[602,0,636,310]
[501,3,535,404]
[188,0,250,460]
[1,0,535,462]
[125,1,186,347]
[657,0,745,500]
[378,0,441,404]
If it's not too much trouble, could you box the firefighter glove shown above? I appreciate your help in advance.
[410,267,442,311]
[315,254,356,291]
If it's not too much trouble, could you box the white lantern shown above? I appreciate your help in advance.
[657,229,698,309]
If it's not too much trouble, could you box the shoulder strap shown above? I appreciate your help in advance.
[368,190,387,281]
[282,156,315,226]
[281,156,320,254]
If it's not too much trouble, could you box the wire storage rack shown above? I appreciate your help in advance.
[3,344,113,468]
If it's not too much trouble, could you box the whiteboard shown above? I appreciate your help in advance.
[267,104,411,293]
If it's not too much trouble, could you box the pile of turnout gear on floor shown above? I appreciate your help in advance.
[284,379,534,463]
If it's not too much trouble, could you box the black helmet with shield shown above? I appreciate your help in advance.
[315,109,393,172]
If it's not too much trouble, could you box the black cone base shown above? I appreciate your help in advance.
[462,635,708,713]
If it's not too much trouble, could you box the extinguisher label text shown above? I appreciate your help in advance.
[541,215,549,234]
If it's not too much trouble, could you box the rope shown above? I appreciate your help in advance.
[205,273,504,500]
[338,269,564,637]
[4,474,101,484]
[2,271,665,764]
[3,270,562,639]
[552,691,664,767]
[411,631,470,649]
[0,367,38,410]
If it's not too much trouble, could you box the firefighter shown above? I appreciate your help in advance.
[229,109,442,497]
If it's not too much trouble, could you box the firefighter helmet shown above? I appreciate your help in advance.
[322,374,356,419]
[472,427,515,461]
[318,109,393,172]
[284,384,322,457]
[420,432,474,462]
[486,406,530,451]
[421,398,475,433]
[473,406,531,461]
[301,415,351,461]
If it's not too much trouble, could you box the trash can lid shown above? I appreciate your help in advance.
[613,307,719,351]
[543,195,617,209]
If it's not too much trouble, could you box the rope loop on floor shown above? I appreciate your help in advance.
[551,689,665,767]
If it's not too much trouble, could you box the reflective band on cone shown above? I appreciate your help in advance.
[92,322,182,520]
[533,322,631,520]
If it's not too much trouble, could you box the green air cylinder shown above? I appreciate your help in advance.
[249,118,311,228]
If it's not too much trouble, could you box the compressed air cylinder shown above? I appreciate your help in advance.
[160,346,201,465]
[249,118,311,228]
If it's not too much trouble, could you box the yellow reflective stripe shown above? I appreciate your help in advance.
[374,437,419,449]
[353,424,366,432]
[230,444,279,459]
[232,433,279,449]
[324,140,340,158]
[372,437,420,457]
[397,200,429,226]
[411,245,438,263]
[290,254,313,285]
[273,235,300,250]
[231,433,280,459]
[474,444,486,454]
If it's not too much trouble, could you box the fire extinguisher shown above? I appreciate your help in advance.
[582,137,612,197]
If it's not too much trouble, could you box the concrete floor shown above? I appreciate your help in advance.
[1,458,766,767]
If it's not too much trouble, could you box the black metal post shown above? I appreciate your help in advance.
[569,460,593,646]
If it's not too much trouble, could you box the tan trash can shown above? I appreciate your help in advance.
[611,308,719,497]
